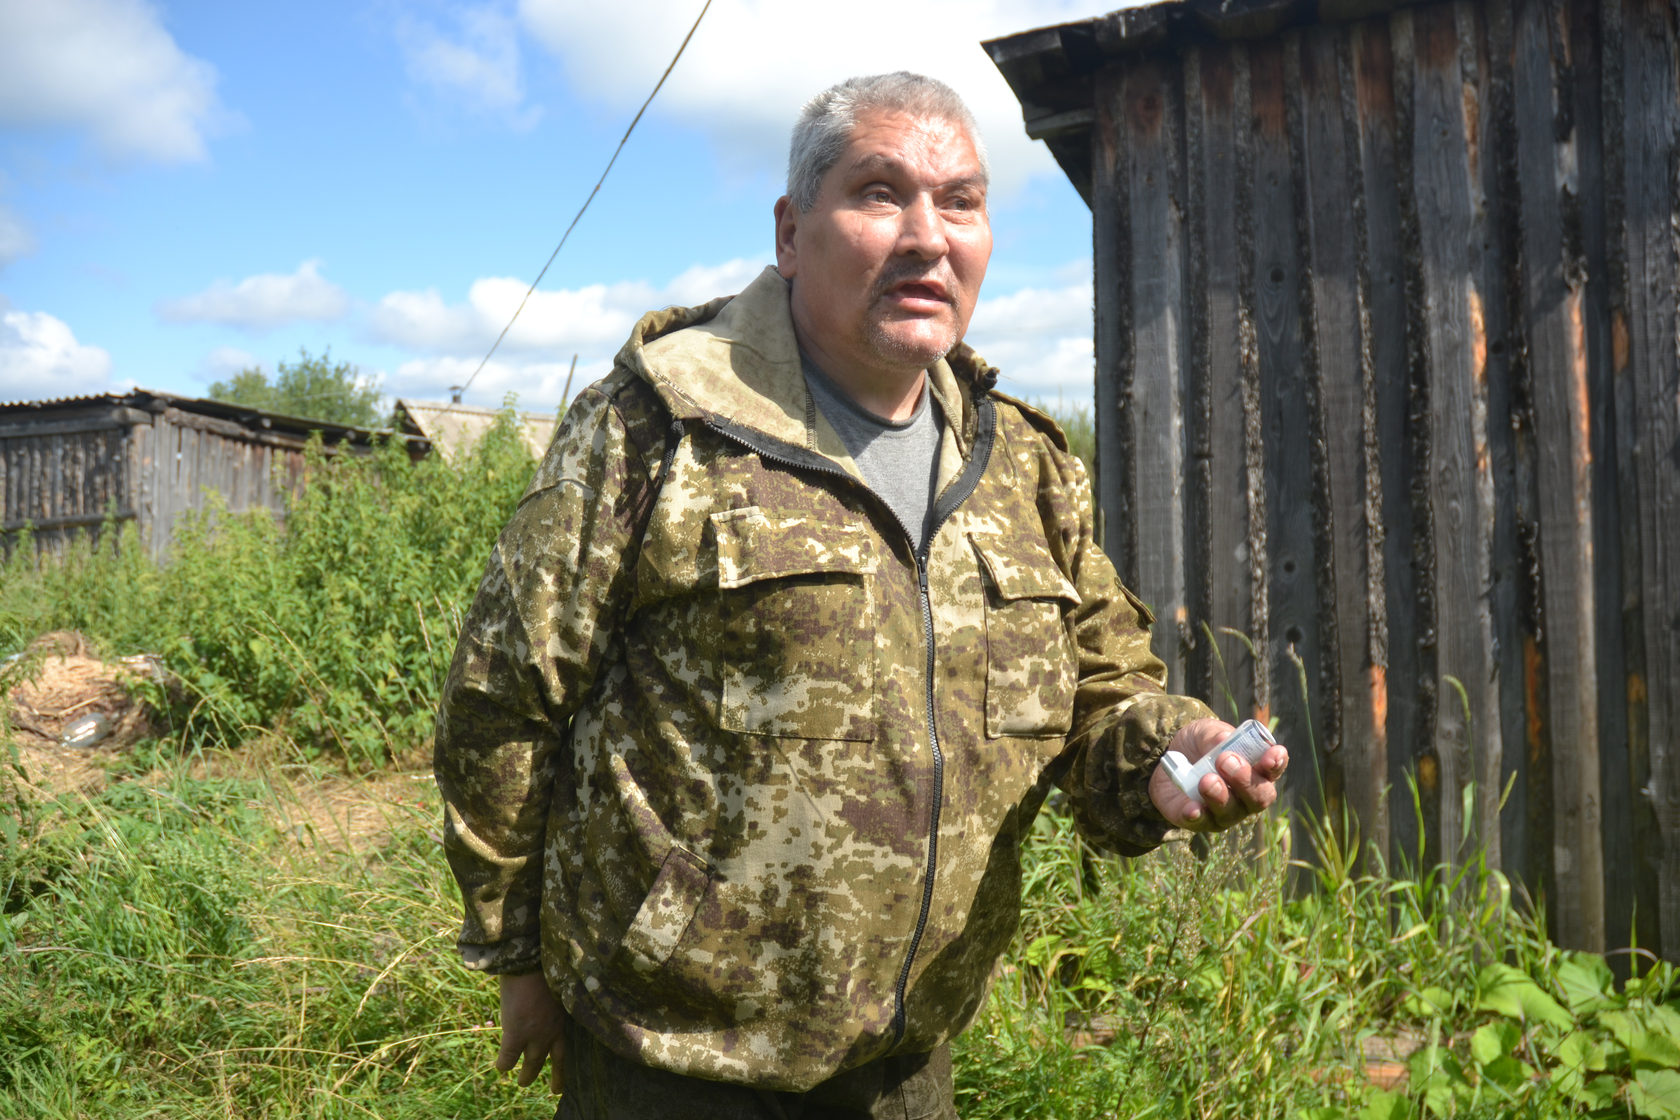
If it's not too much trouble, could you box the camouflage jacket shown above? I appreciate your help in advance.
[434,266,1213,1091]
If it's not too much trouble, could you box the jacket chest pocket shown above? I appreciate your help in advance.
[972,535,1080,738]
[712,508,878,741]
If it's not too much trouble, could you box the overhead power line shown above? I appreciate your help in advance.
[453,0,714,403]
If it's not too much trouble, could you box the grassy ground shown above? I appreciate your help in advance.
[5,726,1676,1118]
[3,406,1677,1117]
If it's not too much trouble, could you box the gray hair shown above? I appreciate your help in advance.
[786,72,989,212]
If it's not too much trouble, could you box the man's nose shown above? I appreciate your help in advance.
[896,195,948,257]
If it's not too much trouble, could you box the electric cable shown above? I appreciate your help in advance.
[454,0,713,401]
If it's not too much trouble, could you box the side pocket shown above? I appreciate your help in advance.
[616,845,710,977]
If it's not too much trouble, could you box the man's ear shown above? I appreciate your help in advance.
[773,196,798,279]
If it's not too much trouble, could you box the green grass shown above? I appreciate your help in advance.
[5,734,1675,1118]
[1,743,545,1119]
[4,399,1678,1117]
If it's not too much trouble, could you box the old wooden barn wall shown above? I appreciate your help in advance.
[1035,0,1676,958]
[0,404,147,557]
[1,398,367,562]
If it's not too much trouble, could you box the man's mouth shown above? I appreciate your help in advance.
[884,279,951,306]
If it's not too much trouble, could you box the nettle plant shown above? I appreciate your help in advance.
[1350,954,1680,1119]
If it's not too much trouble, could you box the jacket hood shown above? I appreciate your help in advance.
[614,266,999,452]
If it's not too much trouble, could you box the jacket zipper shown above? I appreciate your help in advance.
[704,397,997,1048]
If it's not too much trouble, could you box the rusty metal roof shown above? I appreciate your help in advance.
[0,388,401,445]
[393,399,559,464]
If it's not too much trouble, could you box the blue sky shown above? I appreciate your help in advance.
[0,0,1104,416]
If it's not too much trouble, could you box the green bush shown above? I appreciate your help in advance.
[0,406,539,765]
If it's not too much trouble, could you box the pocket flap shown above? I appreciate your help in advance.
[712,507,877,589]
[971,535,1082,605]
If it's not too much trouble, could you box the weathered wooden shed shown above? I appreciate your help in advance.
[987,0,1679,960]
[0,390,395,562]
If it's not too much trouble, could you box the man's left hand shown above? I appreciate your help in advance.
[1149,718,1288,832]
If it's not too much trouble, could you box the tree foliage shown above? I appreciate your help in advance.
[208,348,385,428]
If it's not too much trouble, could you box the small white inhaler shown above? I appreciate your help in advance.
[1160,719,1277,805]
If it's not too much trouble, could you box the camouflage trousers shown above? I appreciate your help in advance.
[554,1017,957,1120]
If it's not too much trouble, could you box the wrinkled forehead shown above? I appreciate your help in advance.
[832,110,988,186]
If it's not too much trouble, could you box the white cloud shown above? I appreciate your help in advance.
[516,0,1093,194]
[369,256,767,356]
[0,0,232,164]
[398,3,541,129]
[369,254,1091,408]
[0,202,33,269]
[157,259,350,331]
[0,302,114,400]
[964,266,1094,400]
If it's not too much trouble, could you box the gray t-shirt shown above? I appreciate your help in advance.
[802,353,945,550]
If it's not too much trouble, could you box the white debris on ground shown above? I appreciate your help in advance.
[2,631,165,799]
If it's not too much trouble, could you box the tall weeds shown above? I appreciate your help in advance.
[0,406,539,765]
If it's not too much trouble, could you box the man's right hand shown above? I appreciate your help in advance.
[496,971,568,1093]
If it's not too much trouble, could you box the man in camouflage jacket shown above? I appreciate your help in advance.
[436,72,1287,1118]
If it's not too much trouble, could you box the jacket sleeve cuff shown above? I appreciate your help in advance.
[1070,692,1215,856]
[460,934,542,975]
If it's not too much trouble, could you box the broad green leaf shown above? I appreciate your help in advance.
[1556,1029,1610,1072]
[1605,1010,1680,1070]
[1652,1005,1680,1067]
[1471,1019,1522,1065]
[1477,962,1575,1029]
[1357,1088,1408,1120]
[1402,986,1455,1019]
[1630,1069,1680,1119]
[1481,1054,1533,1089]
[1292,1109,1341,1120]
[1409,1045,1467,1118]
[1567,1074,1619,1110]
[1555,952,1619,1015]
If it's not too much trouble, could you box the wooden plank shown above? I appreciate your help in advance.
[152,417,174,563]
[1509,0,1606,950]
[1299,23,1392,855]
[1251,36,1319,823]
[1092,64,1135,579]
[1474,0,1549,921]
[1123,55,1192,692]
[1188,43,1264,722]
[1561,0,1629,958]
[1615,0,1680,961]
[0,509,138,533]
[0,408,148,440]
[133,420,154,558]
[1386,9,1445,865]
[1401,4,1504,866]
[1184,44,1215,708]
[1282,29,1341,826]
[1598,0,1664,963]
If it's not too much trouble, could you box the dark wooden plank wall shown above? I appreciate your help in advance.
[2,408,341,563]
[0,421,138,554]
[1090,0,1679,957]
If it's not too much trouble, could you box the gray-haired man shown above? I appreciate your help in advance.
[435,71,1288,1119]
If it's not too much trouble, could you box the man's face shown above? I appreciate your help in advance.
[775,109,992,385]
